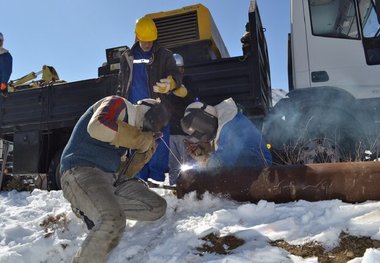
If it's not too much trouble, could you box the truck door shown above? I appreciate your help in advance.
[301,0,380,99]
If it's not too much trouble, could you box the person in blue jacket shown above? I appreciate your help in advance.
[0,32,12,96]
[181,98,272,168]
[118,16,183,182]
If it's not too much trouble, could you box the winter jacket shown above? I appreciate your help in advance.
[60,95,147,174]
[118,42,182,102]
[0,47,12,84]
[207,98,272,168]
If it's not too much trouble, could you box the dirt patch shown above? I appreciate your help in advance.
[196,233,245,255]
[271,231,380,262]
[40,213,68,238]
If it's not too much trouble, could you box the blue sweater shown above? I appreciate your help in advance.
[60,102,128,174]
[0,50,12,84]
[208,113,272,168]
[128,46,152,104]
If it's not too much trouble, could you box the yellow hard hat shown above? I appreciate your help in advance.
[135,16,158,41]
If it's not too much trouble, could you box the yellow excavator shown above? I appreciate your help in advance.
[8,65,64,92]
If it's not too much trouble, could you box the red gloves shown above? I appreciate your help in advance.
[0,83,7,91]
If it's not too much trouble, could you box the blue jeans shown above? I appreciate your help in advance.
[135,125,170,182]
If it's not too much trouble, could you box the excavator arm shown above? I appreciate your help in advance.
[8,65,61,91]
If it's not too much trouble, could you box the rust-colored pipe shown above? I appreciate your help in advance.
[176,162,380,203]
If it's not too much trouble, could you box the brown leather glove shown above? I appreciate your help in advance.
[111,120,154,153]
[124,142,157,178]
[185,140,213,165]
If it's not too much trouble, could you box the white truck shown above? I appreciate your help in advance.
[264,0,380,164]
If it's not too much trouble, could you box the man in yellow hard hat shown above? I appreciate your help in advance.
[119,16,186,183]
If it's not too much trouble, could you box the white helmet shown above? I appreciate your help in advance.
[181,102,218,142]
[173,53,184,67]
[184,102,216,117]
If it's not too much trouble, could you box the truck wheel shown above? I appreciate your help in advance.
[47,150,63,191]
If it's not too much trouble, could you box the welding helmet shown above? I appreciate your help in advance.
[135,16,158,42]
[173,53,184,67]
[137,99,170,133]
[181,102,218,142]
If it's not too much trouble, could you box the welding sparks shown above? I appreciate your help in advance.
[180,164,193,171]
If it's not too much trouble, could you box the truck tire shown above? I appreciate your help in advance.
[47,150,63,191]
[264,102,367,164]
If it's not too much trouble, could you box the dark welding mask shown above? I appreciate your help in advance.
[137,99,170,133]
[181,102,218,142]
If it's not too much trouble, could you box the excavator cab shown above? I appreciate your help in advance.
[8,65,62,91]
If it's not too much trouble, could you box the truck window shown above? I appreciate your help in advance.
[309,0,359,39]
[358,0,380,37]
[358,0,380,64]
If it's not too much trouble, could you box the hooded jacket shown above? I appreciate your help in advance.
[207,98,272,168]
[0,47,12,84]
[118,42,182,102]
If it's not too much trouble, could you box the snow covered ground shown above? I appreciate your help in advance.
[2,187,380,263]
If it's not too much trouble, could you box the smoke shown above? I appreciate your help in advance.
[262,86,380,164]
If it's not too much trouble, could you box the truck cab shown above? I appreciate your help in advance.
[290,0,380,97]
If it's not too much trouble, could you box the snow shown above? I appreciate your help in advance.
[1,188,380,263]
[272,88,288,105]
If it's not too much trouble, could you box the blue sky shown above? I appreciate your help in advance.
[1,0,290,89]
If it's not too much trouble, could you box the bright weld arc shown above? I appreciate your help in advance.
[180,164,193,171]
[159,137,194,171]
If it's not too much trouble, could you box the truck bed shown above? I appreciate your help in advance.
[0,75,118,135]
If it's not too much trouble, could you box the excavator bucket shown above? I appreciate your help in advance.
[42,65,60,82]
[176,162,380,203]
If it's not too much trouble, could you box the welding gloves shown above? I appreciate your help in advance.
[111,120,155,153]
[153,75,188,98]
[124,143,157,178]
[172,85,188,98]
[111,121,158,177]
[153,75,176,94]
[185,140,213,165]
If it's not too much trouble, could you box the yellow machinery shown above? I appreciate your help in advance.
[146,4,230,62]
[8,65,63,92]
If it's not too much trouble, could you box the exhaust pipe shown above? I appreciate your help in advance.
[176,162,380,203]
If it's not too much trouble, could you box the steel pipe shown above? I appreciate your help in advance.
[176,162,380,203]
